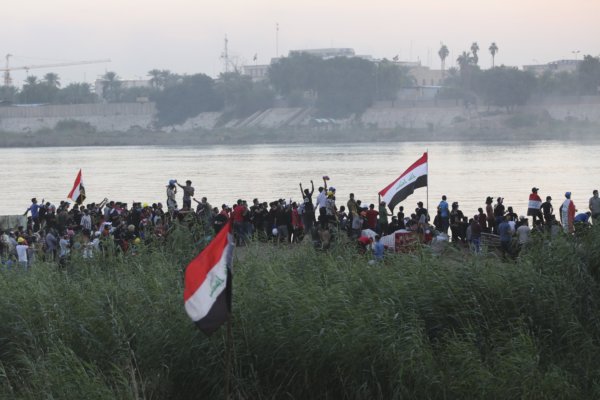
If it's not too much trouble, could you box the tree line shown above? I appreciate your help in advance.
[0,49,599,126]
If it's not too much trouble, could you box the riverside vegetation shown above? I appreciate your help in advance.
[2,225,600,399]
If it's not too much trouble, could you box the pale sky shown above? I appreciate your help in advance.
[3,0,600,86]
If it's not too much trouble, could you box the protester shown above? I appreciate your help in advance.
[559,192,576,233]
[589,190,600,225]
[177,180,195,210]
[527,187,543,225]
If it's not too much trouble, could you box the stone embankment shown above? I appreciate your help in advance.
[0,99,598,134]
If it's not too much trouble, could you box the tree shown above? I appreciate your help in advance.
[43,72,60,88]
[19,75,58,103]
[101,71,121,102]
[0,85,18,103]
[148,69,163,89]
[489,42,499,68]
[577,55,600,95]
[470,42,480,65]
[216,71,274,118]
[475,67,536,111]
[375,59,414,102]
[268,52,322,96]
[56,83,98,104]
[457,52,474,72]
[438,44,450,74]
[152,73,223,127]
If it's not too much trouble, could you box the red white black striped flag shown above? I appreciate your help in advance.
[184,221,234,335]
[379,152,428,211]
[67,169,86,205]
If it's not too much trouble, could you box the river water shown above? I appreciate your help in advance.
[1,141,599,217]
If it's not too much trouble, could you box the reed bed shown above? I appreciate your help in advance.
[2,227,600,399]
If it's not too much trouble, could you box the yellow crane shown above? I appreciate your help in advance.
[2,54,111,86]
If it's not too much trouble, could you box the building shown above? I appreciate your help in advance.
[241,64,270,82]
[288,48,356,59]
[523,59,581,76]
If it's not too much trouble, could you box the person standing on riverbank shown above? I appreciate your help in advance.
[589,190,600,225]
[24,198,42,232]
[166,180,178,214]
[541,196,554,225]
[177,180,195,210]
[560,192,576,233]
[437,195,450,234]
[527,187,543,225]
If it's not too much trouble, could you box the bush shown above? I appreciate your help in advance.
[54,119,97,134]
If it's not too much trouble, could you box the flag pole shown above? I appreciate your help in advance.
[426,149,429,222]
[224,314,232,400]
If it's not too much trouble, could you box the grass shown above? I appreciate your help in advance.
[2,226,600,399]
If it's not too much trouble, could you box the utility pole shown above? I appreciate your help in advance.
[275,23,279,58]
[222,35,229,73]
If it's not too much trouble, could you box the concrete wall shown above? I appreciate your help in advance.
[0,100,598,133]
[0,103,155,132]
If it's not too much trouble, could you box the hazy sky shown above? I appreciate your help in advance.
[4,0,599,86]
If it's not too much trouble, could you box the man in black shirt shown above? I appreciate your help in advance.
[541,196,553,225]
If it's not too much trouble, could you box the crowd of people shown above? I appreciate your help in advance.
[1,177,599,269]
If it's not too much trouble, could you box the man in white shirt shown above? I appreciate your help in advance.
[16,238,29,270]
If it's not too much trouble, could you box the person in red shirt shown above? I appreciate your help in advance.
[232,200,247,244]
[291,202,304,243]
[365,204,379,231]
[357,235,373,254]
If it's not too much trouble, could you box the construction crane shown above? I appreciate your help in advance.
[1,54,111,86]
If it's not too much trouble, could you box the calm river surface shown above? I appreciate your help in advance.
[1,141,599,216]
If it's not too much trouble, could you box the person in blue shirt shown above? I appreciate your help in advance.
[373,234,385,261]
[24,198,42,231]
[574,212,591,224]
[497,216,514,259]
[437,195,450,234]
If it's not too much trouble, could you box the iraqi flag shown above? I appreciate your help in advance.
[379,152,428,211]
[67,169,86,205]
[184,221,234,335]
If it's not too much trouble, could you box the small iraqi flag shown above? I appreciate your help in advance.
[67,169,86,205]
[379,152,428,211]
[184,221,234,335]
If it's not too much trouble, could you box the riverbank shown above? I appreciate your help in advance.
[0,117,598,148]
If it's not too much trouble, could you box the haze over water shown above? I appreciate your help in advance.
[1,141,599,217]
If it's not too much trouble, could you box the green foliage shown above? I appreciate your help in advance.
[475,67,536,111]
[503,113,541,129]
[269,53,379,117]
[3,228,600,398]
[577,55,600,95]
[56,83,98,104]
[152,73,224,127]
[54,119,97,134]
[375,59,414,102]
[18,75,59,104]
[216,72,274,118]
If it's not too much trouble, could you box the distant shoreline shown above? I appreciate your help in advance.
[1,123,599,148]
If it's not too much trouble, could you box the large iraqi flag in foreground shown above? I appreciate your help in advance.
[184,221,234,335]
[379,152,428,211]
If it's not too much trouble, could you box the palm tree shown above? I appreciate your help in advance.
[101,71,121,102]
[148,69,162,88]
[438,44,449,75]
[24,75,38,86]
[470,42,480,65]
[457,51,473,72]
[43,72,60,88]
[489,42,499,68]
